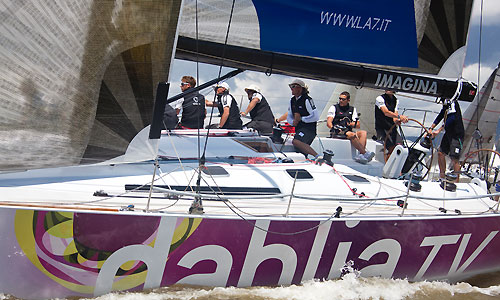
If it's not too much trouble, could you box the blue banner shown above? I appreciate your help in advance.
[251,0,418,68]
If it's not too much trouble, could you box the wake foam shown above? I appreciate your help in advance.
[84,276,500,300]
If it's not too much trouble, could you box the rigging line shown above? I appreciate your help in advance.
[166,130,195,192]
[158,164,199,195]
[476,0,484,131]
[73,165,191,207]
[195,0,202,178]
[199,0,237,168]
[195,0,200,87]
[329,164,369,198]
[216,0,236,80]
[185,168,282,218]
[221,199,340,236]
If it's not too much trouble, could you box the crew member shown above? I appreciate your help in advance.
[427,97,465,181]
[206,82,242,129]
[241,84,275,134]
[287,79,320,159]
[178,76,205,129]
[327,91,374,164]
[374,89,409,159]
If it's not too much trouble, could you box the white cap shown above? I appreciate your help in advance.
[214,82,230,91]
[244,84,261,93]
[289,79,308,91]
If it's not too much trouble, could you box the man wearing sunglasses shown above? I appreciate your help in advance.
[327,91,374,164]
[287,79,321,160]
[177,76,206,129]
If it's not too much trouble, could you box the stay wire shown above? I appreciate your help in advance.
[475,0,483,132]
[195,0,202,198]
[200,0,237,162]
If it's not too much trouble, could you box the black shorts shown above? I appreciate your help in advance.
[294,126,316,145]
[440,132,462,159]
[376,128,399,149]
[244,120,274,135]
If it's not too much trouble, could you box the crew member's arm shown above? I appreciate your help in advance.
[286,105,294,125]
[219,107,230,128]
[351,108,360,128]
[171,99,183,115]
[427,105,446,136]
[293,113,301,127]
[205,99,215,107]
[276,112,288,124]
[326,105,335,129]
[429,123,444,138]
[379,106,408,124]
[241,97,259,116]
[327,117,334,129]
[300,98,320,123]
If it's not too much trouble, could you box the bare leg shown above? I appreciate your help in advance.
[346,132,366,154]
[356,130,367,149]
[437,151,447,179]
[292,139,318,158]
[451,158,460,182]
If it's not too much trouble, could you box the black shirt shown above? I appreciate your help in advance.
[249,92,274,124]
[180,88,205,129]
[217,93,242,129]
[375,93,397,131]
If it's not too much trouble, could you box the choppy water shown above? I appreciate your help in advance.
[4,272,500,300]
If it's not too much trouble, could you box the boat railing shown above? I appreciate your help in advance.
[150,185,500,203]
[399,107,441,134]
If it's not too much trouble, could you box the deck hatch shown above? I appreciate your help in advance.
[286,169,313,179]
[201,166,229,176]
[343,175,370,183]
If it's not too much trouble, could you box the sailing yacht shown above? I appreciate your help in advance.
[1,1,499,299]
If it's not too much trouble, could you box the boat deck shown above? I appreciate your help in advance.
[0,160,497,220]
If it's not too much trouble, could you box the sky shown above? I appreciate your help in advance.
[168,0,500,121]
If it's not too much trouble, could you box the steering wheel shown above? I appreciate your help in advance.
[383,118,434,179]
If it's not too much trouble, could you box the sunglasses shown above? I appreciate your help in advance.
[180,82,190,86]
[339,97,348,101]
[289,84,300,89]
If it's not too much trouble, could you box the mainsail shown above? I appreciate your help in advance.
[462,64,500,155]
[0,0,181,170]
[176,0,476,101]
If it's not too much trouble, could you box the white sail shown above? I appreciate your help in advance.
[0,0,182,170]
[462,64,500,155]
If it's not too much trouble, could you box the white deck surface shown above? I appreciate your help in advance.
[1,159,497,220]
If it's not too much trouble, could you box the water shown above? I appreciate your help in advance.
[83,274,500,300]
[3,272,500,300]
